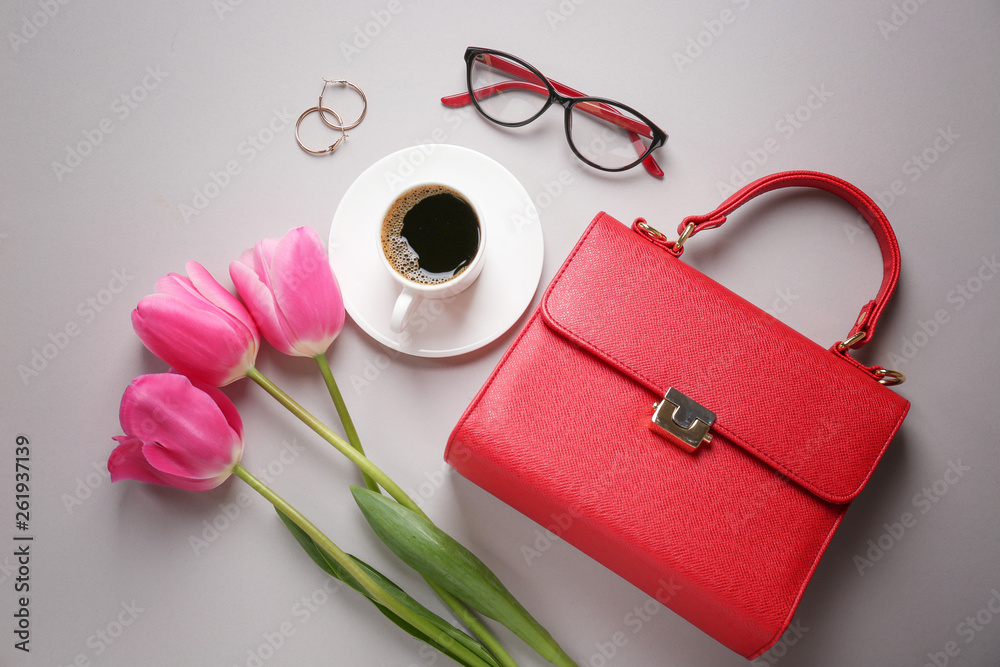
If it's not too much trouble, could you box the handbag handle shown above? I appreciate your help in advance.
[636,171,903,381]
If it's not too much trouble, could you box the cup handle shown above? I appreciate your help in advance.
[390,287,422,333]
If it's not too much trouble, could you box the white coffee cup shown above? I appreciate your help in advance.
[378,183,487,333]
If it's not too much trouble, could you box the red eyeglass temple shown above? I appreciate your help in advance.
[444,82,654,138]
[441,54,664,178]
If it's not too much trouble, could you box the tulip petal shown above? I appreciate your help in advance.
[191,379,244,438]
[246,237,297,348]
[230,260,296,355]
[109,436,226,491]
[236,247,256,273]
[137,263,258,385]
[231,228,345,358]
[132,294,254,385]
[185,261,260,352]
[109,435,168,485]
[249,238,280,289]
[154,273,220,315]
[141,441,240,483]
[269,227,345,356]
[118,374,242,479]
[153,270,258,365]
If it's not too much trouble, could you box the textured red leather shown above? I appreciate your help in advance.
[446,172,910,659]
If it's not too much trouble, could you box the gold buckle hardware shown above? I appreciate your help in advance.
[836,331,867,351]
[635,221,696,252]
[651,387,716,453]
[834,332,905,386]
[674,222,695,250]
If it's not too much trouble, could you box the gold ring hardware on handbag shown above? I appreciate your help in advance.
[634,220,696,254]
[875,368,906,386]
[634,219,667,240]
[447,170,912,660]
[651,387,716,452]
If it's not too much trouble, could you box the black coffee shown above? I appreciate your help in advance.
[381,185,480,285]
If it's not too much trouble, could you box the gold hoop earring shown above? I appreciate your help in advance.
[295,106,347,156]
[318,79,368,131]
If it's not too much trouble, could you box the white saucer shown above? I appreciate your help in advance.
[328,144,544,357]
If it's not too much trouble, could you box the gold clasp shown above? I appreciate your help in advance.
[674,222,695,251]
[634,220,696,253]
[651,387,716,453]
[836,331,867,351]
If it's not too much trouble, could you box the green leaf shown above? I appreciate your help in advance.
[276,509,501,667]
[351,487,578,667]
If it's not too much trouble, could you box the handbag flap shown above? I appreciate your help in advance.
[540,212,909,504]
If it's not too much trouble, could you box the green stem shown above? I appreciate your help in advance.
[247,366,422,516]
[245,366,520,667]
[232,465,494,667]
[430,587,519,667]
[314,354,379,493]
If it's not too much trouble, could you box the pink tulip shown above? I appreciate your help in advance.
[230,227,346,358]
[132,261,260,386]
[108,374,244,491]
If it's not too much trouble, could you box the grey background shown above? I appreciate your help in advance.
[2,1,998,665]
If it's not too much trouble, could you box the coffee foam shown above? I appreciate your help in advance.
[381,185,474,285]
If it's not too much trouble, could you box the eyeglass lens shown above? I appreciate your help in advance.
[468,52,657,171]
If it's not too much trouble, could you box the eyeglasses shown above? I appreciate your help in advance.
[441,47,667,177]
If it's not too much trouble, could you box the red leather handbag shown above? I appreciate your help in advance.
[446,171,909,659]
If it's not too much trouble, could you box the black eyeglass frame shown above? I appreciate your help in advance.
[458,47,668,175]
